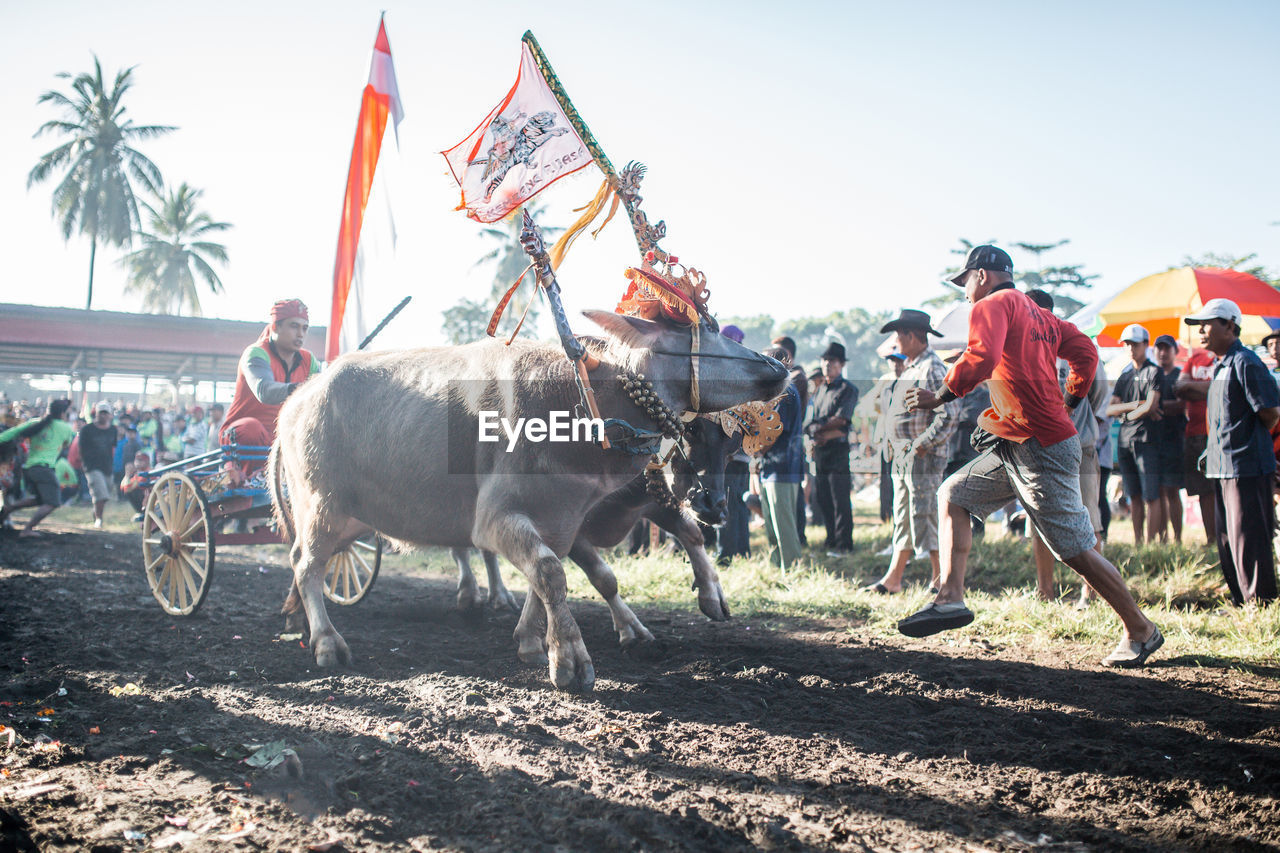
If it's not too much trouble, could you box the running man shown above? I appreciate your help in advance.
[898,245,1163,668]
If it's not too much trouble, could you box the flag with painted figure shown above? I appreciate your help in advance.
[442,40,593,223]
[327,16,405,362]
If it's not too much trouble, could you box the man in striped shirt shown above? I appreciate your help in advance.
[866,310,958,594]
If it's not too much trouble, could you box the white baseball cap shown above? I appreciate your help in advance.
[1119,324,1150,344]
[1184,298,1243,326]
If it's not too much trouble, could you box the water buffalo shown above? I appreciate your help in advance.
[270,311,786,690]
[453,414,741,650]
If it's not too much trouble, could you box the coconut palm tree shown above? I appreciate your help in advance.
[121,184,230,316]
[27,56,175,310]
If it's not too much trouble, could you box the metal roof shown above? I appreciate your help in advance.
[0,302,327,384]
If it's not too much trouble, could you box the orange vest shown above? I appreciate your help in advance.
[222,337,317,443]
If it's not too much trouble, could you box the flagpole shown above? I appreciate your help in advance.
[521,31,647,258]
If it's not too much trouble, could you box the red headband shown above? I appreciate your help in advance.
[270,299,309,325]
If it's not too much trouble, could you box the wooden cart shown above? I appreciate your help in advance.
[138,444,381,616]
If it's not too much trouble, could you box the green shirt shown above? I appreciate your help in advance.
[0,418,75,468]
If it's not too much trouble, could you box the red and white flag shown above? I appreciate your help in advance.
[327,16,405,361]
[442,41,592,223]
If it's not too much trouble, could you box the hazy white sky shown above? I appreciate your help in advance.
[2,0,1277,351]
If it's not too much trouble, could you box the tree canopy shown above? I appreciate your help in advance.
[120,184,230,316]
[28,56,175,309]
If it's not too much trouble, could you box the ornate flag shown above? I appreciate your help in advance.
[442,41,593,223]
[327,16,405,361]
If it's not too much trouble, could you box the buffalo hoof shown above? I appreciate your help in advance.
[550,644,595,693]
[698,588,731,622]
[312,632,351,668]
[455,587,485,614]
[516,643,549,668]
[283,611,306,634]
[489,587,520,615]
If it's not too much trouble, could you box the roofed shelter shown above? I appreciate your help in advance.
[0,303,327,402]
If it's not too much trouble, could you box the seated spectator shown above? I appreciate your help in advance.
[121,451,152,521]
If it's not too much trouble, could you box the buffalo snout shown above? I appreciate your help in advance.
[689,488,727,526]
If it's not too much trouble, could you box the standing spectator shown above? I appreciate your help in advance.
[708,324,751,565]
[114,425,140,496]
[67,420,89,504]
[804,367,826,530]
[111,414,134,491]
[1107,325,1166,543]
[771,335,810,545]
[804,342,858,556]
[867,310,958,593]
[1265,330,1280,382]
[758,346,805,571]
[1152,335,1186,543]
[205,403,226,453]
[899,244,1162,667]
[137,408,160,460]
[1184,300,1279,605]
[1095,386,1115,542]
[161,415,186,463]
[1175,344,1220,544]
[79,402,119,529]
[872,352,907,526]
[182,406,209,459]
[0,399,76,538]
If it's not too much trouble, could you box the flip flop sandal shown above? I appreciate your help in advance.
[897,602,975,638]
[864,582,896,595]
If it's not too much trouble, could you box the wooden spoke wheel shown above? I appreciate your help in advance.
[141,471,215,616]
[323,534,381,605]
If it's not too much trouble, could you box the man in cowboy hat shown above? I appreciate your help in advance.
[804,341,858,555]
[221,298,321,478]
[866,310,958,594]
[900,245,1162,668]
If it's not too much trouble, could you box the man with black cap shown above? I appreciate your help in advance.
[803,341,858,555]
[866,310,958,593]
[900,245,1163,668]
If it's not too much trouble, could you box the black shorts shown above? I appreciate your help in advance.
[23,464,61,507]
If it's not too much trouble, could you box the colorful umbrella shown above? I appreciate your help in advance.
[1073,267,1280,346]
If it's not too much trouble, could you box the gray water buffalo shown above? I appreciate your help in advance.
[270,310,786,690]
[453,414,741,649]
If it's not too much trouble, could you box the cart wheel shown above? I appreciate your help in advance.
[141,471,215,616]
[324,534,381,605]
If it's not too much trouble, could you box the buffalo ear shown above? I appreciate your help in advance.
[583,310,664,349]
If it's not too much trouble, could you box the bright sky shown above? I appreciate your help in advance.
[2,0,1278,353]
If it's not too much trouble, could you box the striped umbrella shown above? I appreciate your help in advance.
[1073,267,1280,346]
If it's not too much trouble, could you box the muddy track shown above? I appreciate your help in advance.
[1,526,1278,851]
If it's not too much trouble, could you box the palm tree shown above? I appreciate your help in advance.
[28,56,175,309]
[120,184,230,316]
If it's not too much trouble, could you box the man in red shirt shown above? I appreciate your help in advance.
[221,299,321,477]
[1174,345,1218,544]
[901,245,1162,668]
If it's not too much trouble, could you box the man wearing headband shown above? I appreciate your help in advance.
[221,299,320,476]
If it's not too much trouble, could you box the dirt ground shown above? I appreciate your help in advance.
[1,521,1278,852]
